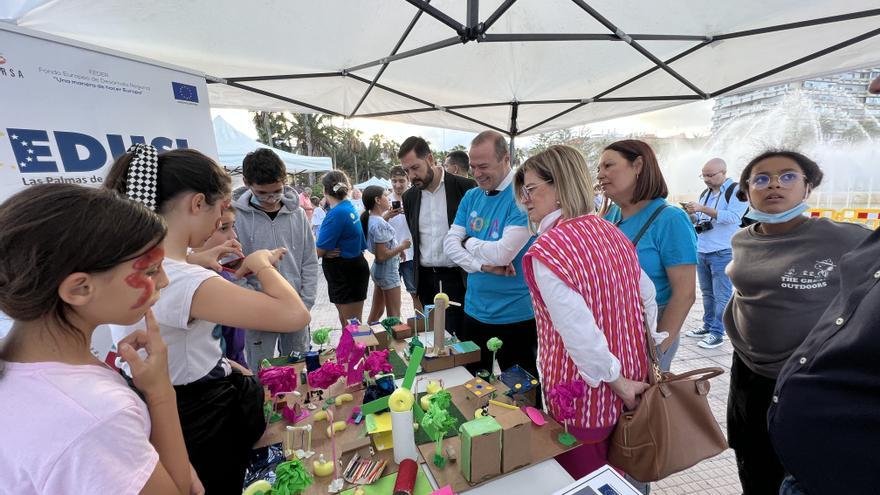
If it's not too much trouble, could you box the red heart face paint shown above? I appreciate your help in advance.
[125,247,164,309]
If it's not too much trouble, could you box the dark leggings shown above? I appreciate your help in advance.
[727,352,785,495]
[175,372,266,494]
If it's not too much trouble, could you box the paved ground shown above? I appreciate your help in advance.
[309,258,742,494]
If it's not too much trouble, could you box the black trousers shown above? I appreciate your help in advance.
[727,352,785,495]
[459,313,542,407]
[175,372,266,495]
[417,265,466,337]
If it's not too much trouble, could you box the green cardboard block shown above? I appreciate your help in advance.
[459,416,502,483]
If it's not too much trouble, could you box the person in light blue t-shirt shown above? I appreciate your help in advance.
[444,130,538,388]
[682,158,749,350]
[316,171,369,327]
[600,139,697,373]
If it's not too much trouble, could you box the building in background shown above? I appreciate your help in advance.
[712,67,880,142]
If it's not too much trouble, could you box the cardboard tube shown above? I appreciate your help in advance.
[393,458,418,495]
[391,409,418,464]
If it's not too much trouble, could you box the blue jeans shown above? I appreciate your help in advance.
[697,249,733,338]
[779,475,808,495]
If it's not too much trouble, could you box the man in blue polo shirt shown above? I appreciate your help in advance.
[683,158,748,349]
[444,130,536,382]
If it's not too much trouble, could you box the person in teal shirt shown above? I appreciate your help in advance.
[444,131,538,389]
[599,140,697,372]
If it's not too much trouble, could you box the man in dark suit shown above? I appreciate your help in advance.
[399,136,476,337]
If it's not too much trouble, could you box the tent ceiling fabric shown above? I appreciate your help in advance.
[11,0,880,136]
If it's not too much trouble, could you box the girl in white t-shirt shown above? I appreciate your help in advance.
[0,184,193,495]
[359,186,411,323]
[104,145,311,493]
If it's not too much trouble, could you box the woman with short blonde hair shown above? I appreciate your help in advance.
[514,145,657,482]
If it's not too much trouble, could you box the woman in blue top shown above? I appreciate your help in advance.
[360,185,412,324]
[600,139,697,372]
[316,171,369,327]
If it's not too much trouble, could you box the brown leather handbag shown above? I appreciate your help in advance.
[608,327,728,482]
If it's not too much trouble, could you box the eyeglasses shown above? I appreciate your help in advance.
[698,171,724,179]
[521,180,552,201]
[252,189,283,203]
[749,172,806,189]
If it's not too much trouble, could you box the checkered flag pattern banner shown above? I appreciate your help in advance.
[125,143,159,211]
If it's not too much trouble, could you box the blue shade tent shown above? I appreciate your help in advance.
[354,176,392,190]
[212,116,332,173]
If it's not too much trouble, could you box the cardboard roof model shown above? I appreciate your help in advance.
[6,1,880,141]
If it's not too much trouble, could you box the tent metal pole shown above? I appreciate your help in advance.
[571,0,707,98]
[467,0,479,31]
[225,72,342,83]
[710,26,880,98]
[447,101,514,109]
[517,40,712,135]
[446,109,509,135]
[508,101,518,163]
[349,2,428,117]
[715,8,880,41]
[344,36,460,73]
[481,33,707,42]
[510,101,519,136]
[596,95,704,102]
[347,73,436,108]
[481,0,517,34]
[224,81,343,116]
[355,108,438,118]
[592,40,712,100]
[404,0,465,35]
[509,135,516,164]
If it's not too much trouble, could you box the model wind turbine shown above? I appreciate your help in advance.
[431,281,461,357]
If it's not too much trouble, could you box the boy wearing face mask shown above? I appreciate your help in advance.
[234,148,318,372]
[722,150,870,494]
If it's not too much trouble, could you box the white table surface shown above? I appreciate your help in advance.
[397,366,575,494]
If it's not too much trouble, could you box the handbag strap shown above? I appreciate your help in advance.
[631,204,668,246]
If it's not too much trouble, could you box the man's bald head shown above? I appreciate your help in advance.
[702,158,727,189]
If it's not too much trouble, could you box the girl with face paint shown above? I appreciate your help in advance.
[0,184,196,495]
[723,150,871,493]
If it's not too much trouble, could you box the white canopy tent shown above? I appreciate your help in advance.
[212,116,332,173]
[4,1,880,143]
[354,176,393,190]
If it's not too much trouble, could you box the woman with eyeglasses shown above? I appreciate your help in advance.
[514,145,658,484]
[723,150,870,494]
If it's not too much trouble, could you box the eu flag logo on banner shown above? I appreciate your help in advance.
[172,82,199,103]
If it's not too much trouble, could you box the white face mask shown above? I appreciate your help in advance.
[744,202,809,224]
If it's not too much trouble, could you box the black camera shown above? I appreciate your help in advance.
[695,221,714,234]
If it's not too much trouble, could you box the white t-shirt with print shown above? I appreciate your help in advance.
[111,258,228,385]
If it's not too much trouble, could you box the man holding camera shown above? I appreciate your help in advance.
[683,158,748,349]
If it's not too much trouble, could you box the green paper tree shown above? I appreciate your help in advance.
[312,328,331,352]
[486,337,503,381]
[421,391,456,467]
[272,459,313,495]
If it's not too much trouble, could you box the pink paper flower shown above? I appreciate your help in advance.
[258,366,299,396]
[308,362,346,389]
[547,380,586,423]
[364,349,393,377]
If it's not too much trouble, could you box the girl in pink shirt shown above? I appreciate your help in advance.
[0,184,193,495]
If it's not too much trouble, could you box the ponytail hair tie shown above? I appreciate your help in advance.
[333,183,344,193]
[124,143,160,211]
